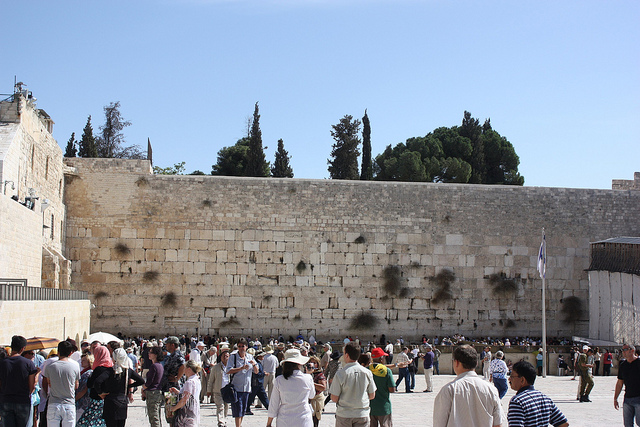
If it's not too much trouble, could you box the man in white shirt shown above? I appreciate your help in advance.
[261,346,278,400]
[190,342,205,366]
[384,341,394,365]
[433,345,505,427]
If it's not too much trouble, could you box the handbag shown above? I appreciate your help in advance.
[221,353,238,403]
[221,382,237,404]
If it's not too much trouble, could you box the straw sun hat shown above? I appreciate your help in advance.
[280,348,310,366]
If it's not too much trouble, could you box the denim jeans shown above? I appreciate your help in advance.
[395,367,410,392]
[47,402,76,427]
[0,401,33,427]
[623,395,640,427]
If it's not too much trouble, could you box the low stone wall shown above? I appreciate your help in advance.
[388,346,620,376]
[0,299,91,345]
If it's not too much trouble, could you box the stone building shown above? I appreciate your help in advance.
[0,85,89,344]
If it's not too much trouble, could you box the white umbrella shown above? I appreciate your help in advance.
[87,331,123,345]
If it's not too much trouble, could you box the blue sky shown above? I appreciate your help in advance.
[3,0,638,189]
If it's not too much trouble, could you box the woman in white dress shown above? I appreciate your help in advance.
[266,349,314,427]
[169,360,202,427]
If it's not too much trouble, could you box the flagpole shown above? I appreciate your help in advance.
[541,228,547,378]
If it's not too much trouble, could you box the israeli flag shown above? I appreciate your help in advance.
[537,234,546,279]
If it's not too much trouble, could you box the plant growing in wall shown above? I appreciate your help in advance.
[114,242,131,256]
[160,291,178,308]
[94,291,108,300]
[354,234,366,244]
[219,317,241,328]
[202,199,212,207]
[296,260,307,274]
[561,296,584,324]
[431,269,455,304]
[487,272,518,296]
[349,312,379,330]
[382,265,409,297]
[135,176,149,187]
[143,270,159,282]
[504,319,516,328]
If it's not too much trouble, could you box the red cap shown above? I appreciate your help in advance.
[371,347,388,359]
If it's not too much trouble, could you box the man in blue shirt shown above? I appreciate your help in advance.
[421,344,435,392]
[508,361,568,427]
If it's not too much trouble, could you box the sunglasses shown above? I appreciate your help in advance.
[622,347,633,352]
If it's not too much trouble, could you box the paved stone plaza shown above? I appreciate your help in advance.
[124,374,619,426]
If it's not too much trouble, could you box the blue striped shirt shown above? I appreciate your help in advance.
[508,386,567,427]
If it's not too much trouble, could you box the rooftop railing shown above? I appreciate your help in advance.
[0,284,88,301]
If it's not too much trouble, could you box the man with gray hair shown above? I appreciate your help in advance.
[421,344,435,393]
[434,345,505,427]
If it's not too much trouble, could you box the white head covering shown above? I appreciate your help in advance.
[113,348,129,375]
[113,348,130,394]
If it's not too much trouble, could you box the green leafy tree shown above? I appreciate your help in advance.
[436,157,472,183]
[360,109,372,180]
[78,116,98,158]
[189,170,205,175]
[372,111,523,185]
[397,151,427,181]
[328,115,361,180]
[482,129,524,185]
[212,138,250,176]
[153,162,186,175]
[245,102,269,177]
[64,132,77,157]
[271,139,294,178]
[96,101,145,159]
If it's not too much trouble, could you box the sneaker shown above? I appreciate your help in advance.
[406,390,414,393]
[244,410,254,415]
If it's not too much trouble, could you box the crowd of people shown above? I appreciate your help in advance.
[1,333,639,427]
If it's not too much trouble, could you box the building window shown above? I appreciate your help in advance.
[51,214,54,239]
[45,157,49,180]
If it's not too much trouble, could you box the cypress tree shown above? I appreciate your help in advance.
[245,102,269,177]
[360,109,372,180]
[78,116,98,158]
[64,132,77,157]
[271,139,294,178]
[459,111,485,183]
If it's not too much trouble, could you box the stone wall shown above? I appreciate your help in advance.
[63,158,640,341]
[0,299,91,345]
[0,195,42,286]
[612,172,640,191]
